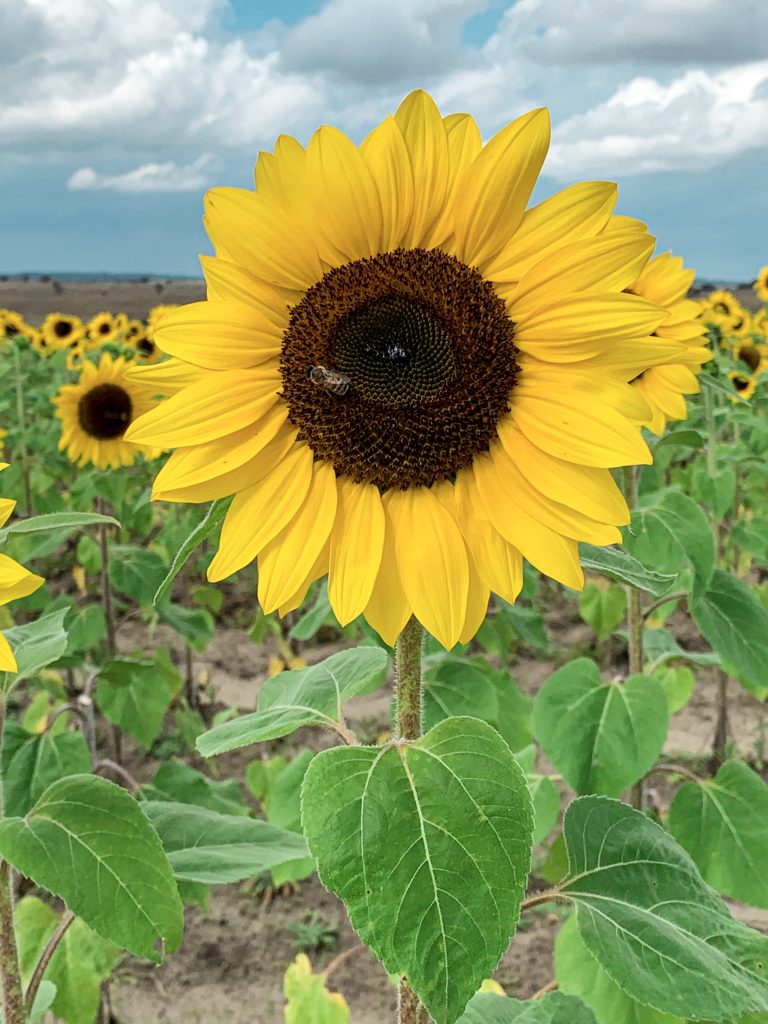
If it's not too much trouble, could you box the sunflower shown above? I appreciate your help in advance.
[87,312,120,346]
[733,338,768,377]
[125,90,688,649]
[41,313,85,350]
[65,342,88,371]
[0,309,33,341]
[123,319,146,344]
[0,465,44,671]
[727,371,757,402]
[754,266,768,303]
[703,289,740,323]
[626,253,710,435]
[54,353,160,470]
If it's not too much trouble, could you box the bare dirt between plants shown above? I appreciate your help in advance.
[105,609,768,1024]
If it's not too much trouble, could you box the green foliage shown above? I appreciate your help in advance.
[263,749,316,887]
[458,989,598,1023]
[515,747,560,846]
[1,608,69,691]
[17,896,120,1024]
[560,796,768,1020]
[0,773,184,961]
[197,646,389,755]
[0,510,119,544]
[578,580,627,639]
[153,499,228,605]
[108,545,168,605]
[533,659,668,796]
[651,664,695,713]
[691,569,768,697]
[286,911,338,953]
[283,954,349,1024]
[302,717,533,1024]
[95,650,182,748]
[669,759,768,908]
[578,544,677,596]
[1,721,91,817]
[141,800,308,884]
[145,759,250,816]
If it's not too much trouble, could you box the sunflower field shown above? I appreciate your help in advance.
[1,92,768,1024]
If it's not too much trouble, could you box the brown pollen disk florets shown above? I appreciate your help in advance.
[280,248,519,490]
[77,383,133,440]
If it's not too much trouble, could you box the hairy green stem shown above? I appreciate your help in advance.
[622,466,645,810]
[0,698,25,1024]
[12,344,32,517]
[395,617,430,1024]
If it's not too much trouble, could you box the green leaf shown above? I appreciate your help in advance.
[560,796,768,1021]
[555,915,683,1024]
[283,953,349,1024]
[533,659,669,796]
[1,723,91,817]
[0,511,119,544]
[578,581,627,639]
[63,603,106,655]
[423,659,498,732]
[486,668,533,753]
[579,545,677,596]
[669,760,768,908]
[654,429,705,452]
[692,463,737,519]
[1,609,69,690]
[246,755,289,802]
[643,628,721,670]
[109,545,168,605]
[301,717,533,1024]
[652,665,695,714]
[0,774,183,961]
[95,653,180,749]
[458,989,598,1023]
[627,491,715,599]
[157,599,215,651]
[691,570,768,697]
[141,801,308,884]
[289,580,335,641]
[732,517,768,563]
[16,896,120,1024]
[146,759,249,817]
[197,646,389,756]
[264,750,316,887]
[498,603,549,653]
[153,499,228,606]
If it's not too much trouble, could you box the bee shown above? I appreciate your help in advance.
[307,365,350,397]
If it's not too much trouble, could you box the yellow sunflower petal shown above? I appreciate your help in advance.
[452,108,550,272]
[430,112,483,246]
[200,256,295,326]
[278,540,331,617]
[484,181,617,283]
[204,187,323,292]
[360,115,415,253]
[363,502,412,647]
[124,358,208,397]
[328,477,385,626]
[388,487,469,650]
[254,133,307,210]
[207,442,314,581]
[0,630,16,672]
[472,456,584,590]
[124,368,281,447]
[154,301,282,369]
[257,461,338,613]
[459,566,490,645]
[0,497,16,530]
[393,90,450,249]
[0,554,44,606]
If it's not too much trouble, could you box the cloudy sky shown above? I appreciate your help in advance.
[2,0,766,280]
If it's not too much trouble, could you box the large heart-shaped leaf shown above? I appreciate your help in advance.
[302,717,533,1024]
[198,646,388,755]
[559,796,768,1021]
[142,801,308,884]
[533,659,668,796]
[669,759,768,908]
[458,989,598,1023]
[0,774,183,961]
[1,722,91,817]
[96,652,181,748]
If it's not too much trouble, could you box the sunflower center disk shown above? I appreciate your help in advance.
[77,383,133,440]
[280,248,519,490]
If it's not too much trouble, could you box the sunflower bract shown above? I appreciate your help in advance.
[125,90,693,649]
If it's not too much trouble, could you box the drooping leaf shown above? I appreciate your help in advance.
[283,953,349,1024]
[555,915,684,1024]
[533,659,668,797]
[302,717,533,1024]
[423,659,498,732]
[0,511,119,544]
[2,608,69,690]
[654,429,705,452]
[141,801,308,884]
[643,628,721,670]
[153,499,228,606]
[457,988,598,1023]
[578,581,627,639]
[559,796,768,1021]
[1,723,91,817]
[16,896,120,1024]
[95,652,181,748]
[669,760,768,908]
[578,545,677,596]
[691,570,768,697]
[0,774,183,961]
[197,646,389,756]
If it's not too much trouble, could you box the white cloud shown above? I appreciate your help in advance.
[67,155,215,192]
[545,62,768,177]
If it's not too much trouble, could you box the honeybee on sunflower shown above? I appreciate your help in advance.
[626,253,710,435]
[54,353,161,470]
[126,90,689,648]
[41,313,85,351]
[0,464,44,670]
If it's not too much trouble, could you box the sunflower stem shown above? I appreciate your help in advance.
[622,466,645,811]
[97,498,121,763]
[394,617,430,1024]
[11,343,32,518]
[0,696,25,1024]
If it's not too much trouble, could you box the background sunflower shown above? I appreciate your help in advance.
[41,312,85,351]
